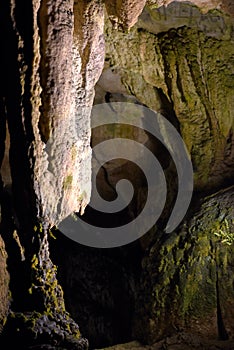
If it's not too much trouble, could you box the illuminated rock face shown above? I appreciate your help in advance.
[0,2,106,343]
[0,234,9,333]
[105,2,234,191]
[0,1,148,348]
[0,0,233,349]
[147,0,234,16]
[1,0,105,229]
[53,1,233,348]
[0,0,231,231]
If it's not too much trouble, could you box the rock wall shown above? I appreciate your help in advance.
[104,2,234,190]
[134,187,234,343]
[0,233,9,333]
[0,0,148,348]
[51,1,234,348]
[0,1,233,349]
[0,0,105,348]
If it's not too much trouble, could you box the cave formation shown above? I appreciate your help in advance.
[0,1,234,350]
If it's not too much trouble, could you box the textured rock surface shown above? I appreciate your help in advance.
[0,125,11,186]
[8,0,105,228]
[0,0,105,348]
[0,233,9,333]
[0,0,233,349]
[53,187,234,347]
[51,1,233,348]
[97,334,234,350]
[105,0,146,28]
[105,3,234,190]
[146,0,234,16]
[134,187,234,343]
[0,0,159,348]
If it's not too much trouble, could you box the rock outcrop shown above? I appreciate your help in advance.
[0,0,233,349]
[0,0,150,348]
[134,187,234,343]
[104,2,234,191]
[0,233,9,333]
[51,1,233,348]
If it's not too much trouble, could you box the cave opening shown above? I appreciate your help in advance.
[50,77,181,348]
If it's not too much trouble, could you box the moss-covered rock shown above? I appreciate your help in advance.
[134,187,234,343]
[0,226,88,349]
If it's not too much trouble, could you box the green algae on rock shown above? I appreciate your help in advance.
[134,187,234,343]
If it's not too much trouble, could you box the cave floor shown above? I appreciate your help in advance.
[95,333,234,350]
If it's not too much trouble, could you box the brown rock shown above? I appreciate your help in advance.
[105,0,147,28]
[147,1,234,16]
[0,234,9,333]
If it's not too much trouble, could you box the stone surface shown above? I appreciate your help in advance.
[105,3,234,191]
[96,334,234,349]
[22,0,105,227]
[134,187,234,343]
[1,0,103,230]
[0,0,105,348]
[146,0,234,16]
[105,0,147,28]
[0,125,11,186]
[51,235,140,348]
[0,0,233,349]
[0,233,9,333]
[51,2,233,347]
[52,187,234,347]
